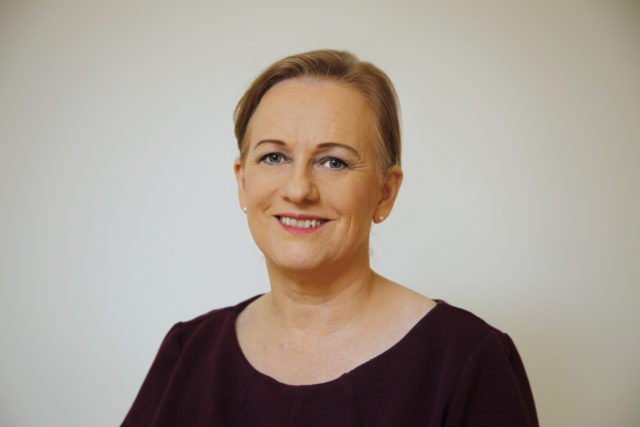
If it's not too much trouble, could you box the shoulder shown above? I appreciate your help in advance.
[429,302,539,425]
[411,300,520,367]
[348,299,538,425]
[122,295,263,425]
[430,300,505,340]
[162,294,262,350]
[417,302,538,424]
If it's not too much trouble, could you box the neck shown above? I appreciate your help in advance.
[263,257,381,338]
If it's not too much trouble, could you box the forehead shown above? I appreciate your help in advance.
[248,78,375,149]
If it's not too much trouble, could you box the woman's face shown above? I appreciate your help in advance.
[234,78,402,275]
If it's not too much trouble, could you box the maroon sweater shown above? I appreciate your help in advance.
[122,296,538,426]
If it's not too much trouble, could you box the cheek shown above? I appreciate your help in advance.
[329,177,380,217]
[245,170,277,203]
[358,175,382,206]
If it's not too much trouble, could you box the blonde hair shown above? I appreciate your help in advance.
[233,49,401,172]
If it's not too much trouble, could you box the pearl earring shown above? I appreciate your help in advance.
[378,216,384,221]
[243,207,247,213]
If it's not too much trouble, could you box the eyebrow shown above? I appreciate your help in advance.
[255,139,361,158]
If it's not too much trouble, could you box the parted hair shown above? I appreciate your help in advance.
[233,49,401,172]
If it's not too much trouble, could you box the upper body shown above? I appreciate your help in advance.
[123,49,539,425]
[122,295,538,426]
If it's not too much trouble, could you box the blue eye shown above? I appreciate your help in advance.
[321,157,347,170]
[261,152,285,165]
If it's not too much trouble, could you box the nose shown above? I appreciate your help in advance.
[282,162,319,204]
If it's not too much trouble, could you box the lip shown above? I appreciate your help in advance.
[274,213,331,235]
[275,212,328,220]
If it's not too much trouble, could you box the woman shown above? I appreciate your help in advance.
[122,50,539,426]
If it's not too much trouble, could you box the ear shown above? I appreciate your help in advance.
[233,157,247,211]
[374,166,403,223]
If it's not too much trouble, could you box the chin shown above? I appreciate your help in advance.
[263,245,330,275]
[272,253,326,272]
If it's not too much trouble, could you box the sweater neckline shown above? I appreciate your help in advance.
[229,294,446,389]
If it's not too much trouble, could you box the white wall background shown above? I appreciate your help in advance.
[1,0,638,426]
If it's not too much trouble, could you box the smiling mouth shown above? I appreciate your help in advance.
[276,215,329,229]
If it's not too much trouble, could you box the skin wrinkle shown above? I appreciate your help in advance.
[236,78,387,307]
[233,77,425,385]
[254,139,362,161]
[239,78,385,176]
[265,270,375,339]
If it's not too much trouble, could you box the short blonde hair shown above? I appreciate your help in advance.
[233,49,401,172]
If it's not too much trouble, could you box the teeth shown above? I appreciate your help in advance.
[279,216,325,229]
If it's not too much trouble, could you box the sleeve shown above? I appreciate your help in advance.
[444,331,539,427]
[121,322,184,427]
